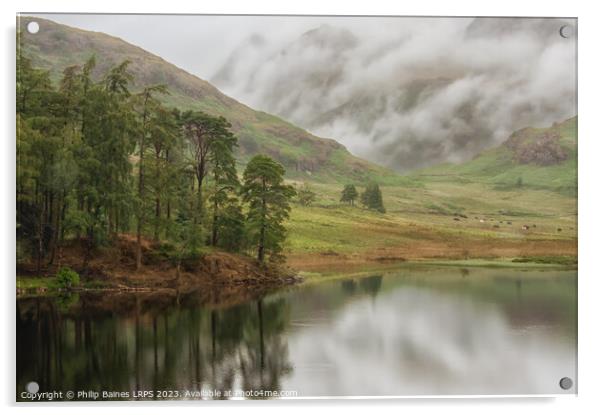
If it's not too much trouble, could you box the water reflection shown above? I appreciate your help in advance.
[17,292,292,400]
[16,268,576,399]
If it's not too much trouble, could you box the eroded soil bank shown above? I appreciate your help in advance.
[17,236,299,297]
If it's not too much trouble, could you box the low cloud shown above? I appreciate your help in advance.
[211,17,577,171]
[36,15,576,172]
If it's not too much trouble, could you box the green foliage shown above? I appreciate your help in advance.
[55,267,80,289]
[214,202,246,252]
[16,50,326,272]
[241,155,296,263]
[56,292,80,312]
[361,183,386,213]
[296,183,317,207]
[206,115,242,247]
[340,184,358,206]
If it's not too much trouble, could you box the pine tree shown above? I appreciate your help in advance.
[133,84,169,269]
[207,117,241,247]
[147,106,178,241]
[241,155,296,263]
[361,183,386,213]
[340,184,358,206]
[181,111,218,223]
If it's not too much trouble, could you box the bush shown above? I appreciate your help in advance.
[55,267,80,289]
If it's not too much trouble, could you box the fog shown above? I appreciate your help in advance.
[30,15,577,171]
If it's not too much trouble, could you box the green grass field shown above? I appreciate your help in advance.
[286,181,575,252]
[285,151,576,269]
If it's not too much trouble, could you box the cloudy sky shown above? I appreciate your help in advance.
[27,14,577,171]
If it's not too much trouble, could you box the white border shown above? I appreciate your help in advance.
[3,0,601,414]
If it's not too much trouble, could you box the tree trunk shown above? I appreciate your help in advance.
[36,186,45,276]
[136,94,150,271]
[48,192,60,266]
[257,181,267,263]
[154,197,160,242]
[196,171,204,224]
[154,151,161,242]
[211,179,218,246]
[135,222,142,270]
[257,228,265,263]
[175,261,181,282]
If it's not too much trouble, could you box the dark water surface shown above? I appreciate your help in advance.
[16,266,577,399]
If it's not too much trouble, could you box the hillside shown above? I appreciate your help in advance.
[17,16,401,184]
[414,117,577,195]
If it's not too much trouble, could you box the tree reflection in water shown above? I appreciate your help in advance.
[17,290,292,400]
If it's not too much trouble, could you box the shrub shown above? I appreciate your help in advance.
[55,267,80,289]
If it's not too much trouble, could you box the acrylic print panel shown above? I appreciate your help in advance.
[16,14,577,400]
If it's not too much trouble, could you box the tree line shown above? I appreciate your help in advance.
[17,55,296,274]
[292,182,386,212]
[341,183,385,213]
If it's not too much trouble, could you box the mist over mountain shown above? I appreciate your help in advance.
[19,17,404,184]
[211,17,577,172]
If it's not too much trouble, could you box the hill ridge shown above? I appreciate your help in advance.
[414,116,577,195]
[18,16,402,185]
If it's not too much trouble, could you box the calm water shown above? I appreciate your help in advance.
[16,267,577,399]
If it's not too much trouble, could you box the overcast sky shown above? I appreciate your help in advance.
[26,14,577,171]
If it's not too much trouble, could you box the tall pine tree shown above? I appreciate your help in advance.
[241,155,296,263]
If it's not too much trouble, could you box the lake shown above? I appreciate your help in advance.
[16,266,577,400]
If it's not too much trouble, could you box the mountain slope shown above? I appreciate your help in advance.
[415,117,577,195]
[18,17,402,184]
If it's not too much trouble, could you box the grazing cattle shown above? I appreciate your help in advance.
[479,219,485,223]
[522,225,530,230]
[453,217,460,221]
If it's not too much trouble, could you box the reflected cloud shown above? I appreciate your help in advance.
[284,286,575,395]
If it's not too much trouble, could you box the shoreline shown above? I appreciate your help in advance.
[17,254,576,298]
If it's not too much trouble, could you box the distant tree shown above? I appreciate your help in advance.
[361,183,386,213]
[241,155,296,263]
[340,184,358,206]
[296,183,317,206]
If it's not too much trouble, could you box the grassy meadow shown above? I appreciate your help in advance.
[284,142,577,272]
